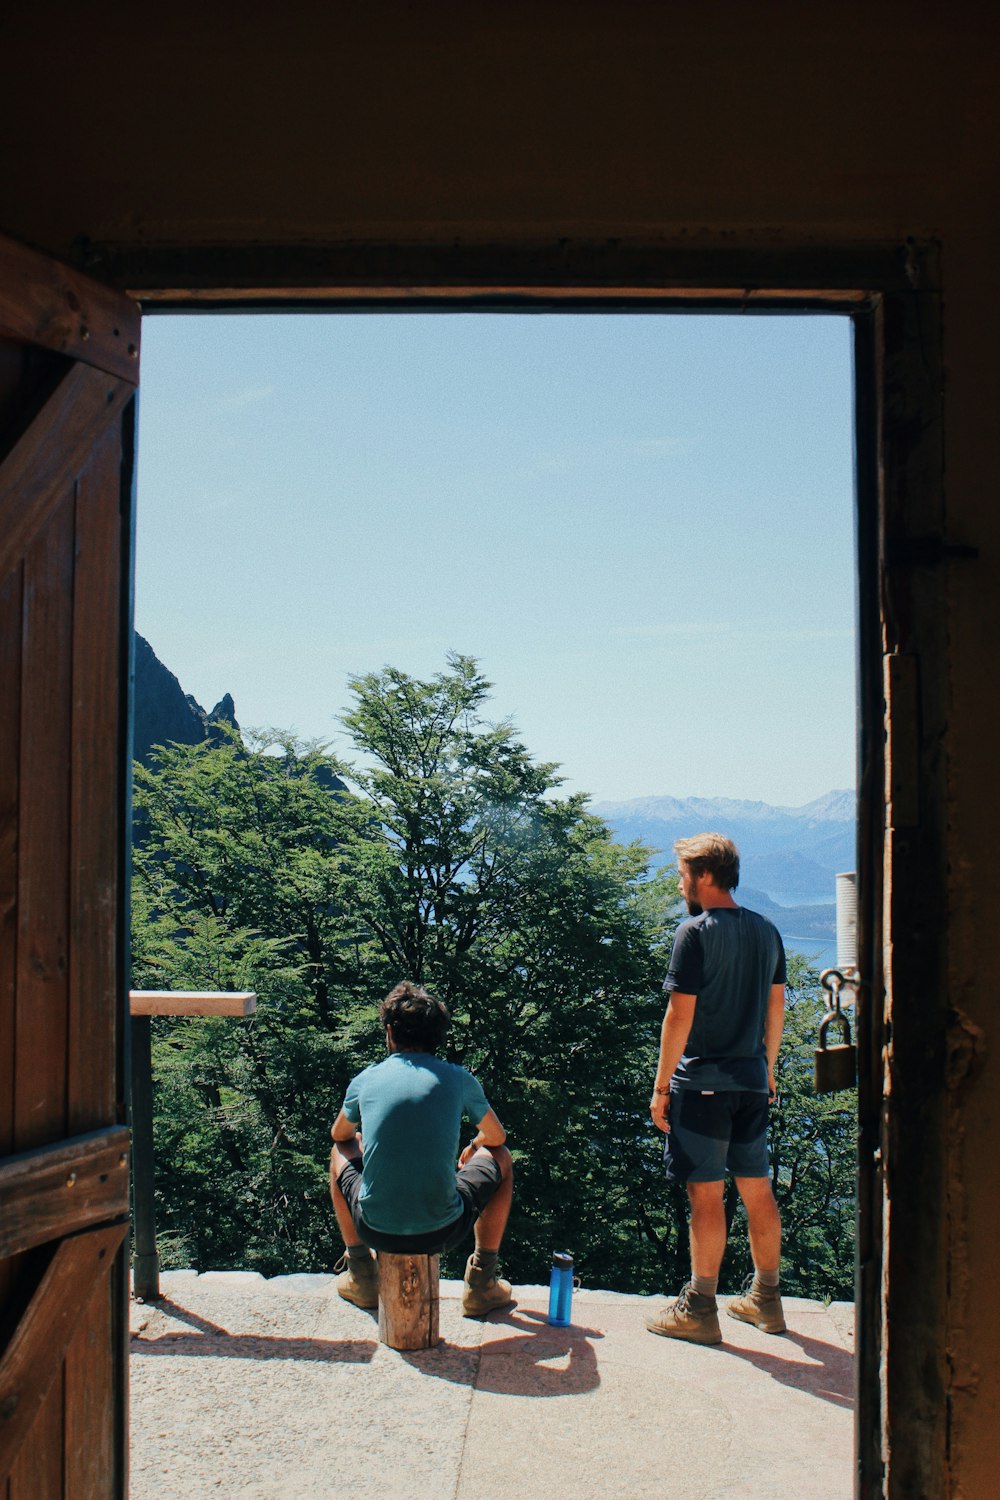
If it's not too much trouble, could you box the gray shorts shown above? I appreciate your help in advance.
[337,1151,502,1254]
[662,1089,771,1183]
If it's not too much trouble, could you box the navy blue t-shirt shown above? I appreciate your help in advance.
[663,905,786,1092]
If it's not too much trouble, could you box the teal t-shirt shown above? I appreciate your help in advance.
[342,1052,490,1237]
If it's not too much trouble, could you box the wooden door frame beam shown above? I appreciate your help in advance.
[69,236,937,306]
[0,233,139,381]
[60,233,941,1497]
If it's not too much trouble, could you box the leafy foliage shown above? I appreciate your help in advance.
[131,655,855,1296]
[717,955,857,1298]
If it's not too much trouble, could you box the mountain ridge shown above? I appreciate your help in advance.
[591,789,854,908]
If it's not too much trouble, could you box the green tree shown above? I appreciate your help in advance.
[131,657,855,1298]
[326,655,684,1288]
[718,955,857,1298]
[132,659,684,1286]
[132,730,368,1272]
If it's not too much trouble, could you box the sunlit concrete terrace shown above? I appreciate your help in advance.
[130,1271,853,1500]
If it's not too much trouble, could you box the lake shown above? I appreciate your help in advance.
[784,935,838,973]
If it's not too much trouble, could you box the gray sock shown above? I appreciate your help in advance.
[692,1273,718,1299]
[472,1249,498,1276]
[348,1246,374,1273]
[753,1267,780,1293]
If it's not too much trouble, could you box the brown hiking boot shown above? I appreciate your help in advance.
[727,1278,786,1334]
[644,1283,722,1345]
[462,1253,514,1317]
[334,1250,379,1309]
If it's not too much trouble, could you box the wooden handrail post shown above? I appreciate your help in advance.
[127,991,257,1301]
[129,1013,160,1300]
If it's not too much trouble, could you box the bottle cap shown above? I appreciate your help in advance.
[552,1251,574,1269]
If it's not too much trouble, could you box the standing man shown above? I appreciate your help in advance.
[330,980,515,1318]
[645,833,787,1345]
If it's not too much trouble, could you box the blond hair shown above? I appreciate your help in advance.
[673,832,740,891]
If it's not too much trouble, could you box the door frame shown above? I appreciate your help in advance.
[119,236,943,1498]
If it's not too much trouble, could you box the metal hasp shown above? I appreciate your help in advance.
[128,991,257,1300]
[814,968,857,1094]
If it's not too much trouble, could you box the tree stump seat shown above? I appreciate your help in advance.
[377,1252,440,1349]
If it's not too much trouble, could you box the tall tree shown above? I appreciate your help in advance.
[132,731,365,1271]
[131,657,854,1296]
[318,654,684,1287]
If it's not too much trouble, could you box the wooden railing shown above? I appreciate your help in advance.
[128,991,256,1301]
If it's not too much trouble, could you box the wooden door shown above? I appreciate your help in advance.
[0,233,139,1498]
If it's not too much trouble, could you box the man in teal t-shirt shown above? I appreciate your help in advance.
[329,981,514,1318]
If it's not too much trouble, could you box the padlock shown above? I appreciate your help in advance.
[814,1010,857,1093]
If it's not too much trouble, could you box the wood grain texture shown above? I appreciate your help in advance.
[16,492,74,1154]
[0,341,68,459]
[0,1128,130,1260]
[64,1265,115,1499]
[377,1253,440,1350]
[0,362,132,589]
[0,565,20,1166]
[0,233,139,383]
[68,423,124,1133]
[128,990,257,1017]
[0,246,136,1498]
[9,1369,62,1500]
[0,1222,127,1489]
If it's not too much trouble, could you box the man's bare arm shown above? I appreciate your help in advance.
[331,1108,359,1143]
[650,992,697,1133]
[764,982,786,1098]
[458,1107,507,1165]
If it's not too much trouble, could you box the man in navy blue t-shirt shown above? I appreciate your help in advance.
[645,832,787,1345]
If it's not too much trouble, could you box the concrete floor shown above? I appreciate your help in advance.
[130,1271,853,1500]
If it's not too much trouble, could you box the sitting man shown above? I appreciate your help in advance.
[329,980,515,1317]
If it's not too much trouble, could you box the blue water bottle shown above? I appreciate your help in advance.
[547,1250,574,1326]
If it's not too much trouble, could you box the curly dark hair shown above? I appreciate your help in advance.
[379,981,450,1053]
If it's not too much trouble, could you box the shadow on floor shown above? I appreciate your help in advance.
[717,1325,853,1408]
[131,1296,377,1364]
[403,1306,603,1396]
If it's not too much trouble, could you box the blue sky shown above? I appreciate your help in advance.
[134,312,856,806]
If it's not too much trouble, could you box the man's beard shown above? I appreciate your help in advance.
[686,899,703,916]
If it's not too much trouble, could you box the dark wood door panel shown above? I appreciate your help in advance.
[68,420,128,1136]
[1,1222,128,1495]
[0,362,133,590]
[0,234,137,1498]
[16,489,74,1156]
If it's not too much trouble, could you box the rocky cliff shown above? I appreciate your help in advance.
[132,633,240,765]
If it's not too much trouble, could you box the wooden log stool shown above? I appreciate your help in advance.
[377,1252,440,1350]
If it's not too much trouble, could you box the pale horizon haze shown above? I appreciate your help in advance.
[135,312,856,808]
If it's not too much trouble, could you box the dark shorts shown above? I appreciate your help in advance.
[336,1151,502,1254]
[662,1089,771,1184]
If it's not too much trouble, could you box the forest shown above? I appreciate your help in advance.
[131,654,856,1299]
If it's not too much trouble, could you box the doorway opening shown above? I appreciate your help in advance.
[128,309,861,1494]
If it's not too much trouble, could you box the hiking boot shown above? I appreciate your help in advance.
[644,1283,722,1345]
[727,1277,786,1334]
[334,1249,379,1309]
[462,1253,514,1317]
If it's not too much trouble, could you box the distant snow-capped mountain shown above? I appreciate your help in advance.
[591,790,854,907]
